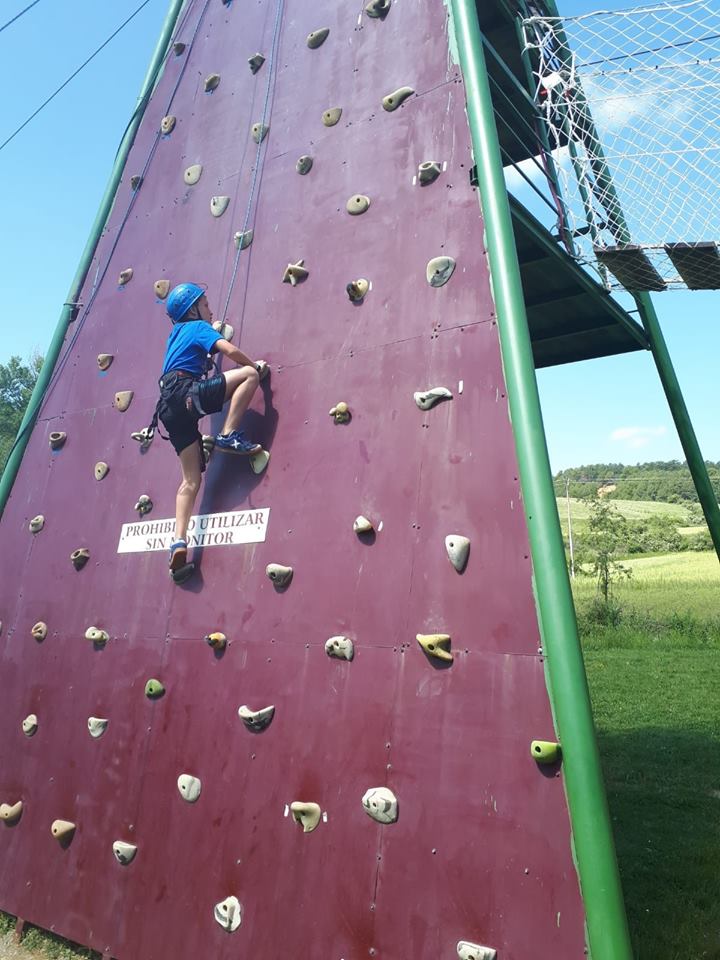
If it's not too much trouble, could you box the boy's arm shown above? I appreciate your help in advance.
[215,338,255,368]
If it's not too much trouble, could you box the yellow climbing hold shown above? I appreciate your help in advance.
[322,107,342,127]
[184,164,202,185]
[118,268,133,286]
[416,633,453,662]
[346,195,370,215]
[251,122,269,144]
[85,626,110,646]
[204,73,221,92]
[307,27,330,48]
[211,196,230,218]
[31,622,48,641]
[154,279,170,299]
[0,801,23,824]
[97,353,114,371]
[114,391,134,412]
[290,801,322,833]
[329,401,350,424]
[205,632,227,650]
[94,462,109,481]
[530,740,561,765]
[51,819,76,842]
[283,259,309,286]
[382,86,414,111]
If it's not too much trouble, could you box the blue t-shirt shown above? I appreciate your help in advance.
[161,321,222,377]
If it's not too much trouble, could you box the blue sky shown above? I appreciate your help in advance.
[0,0,717,472]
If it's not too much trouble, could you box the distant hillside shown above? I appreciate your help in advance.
[553,461,720,504]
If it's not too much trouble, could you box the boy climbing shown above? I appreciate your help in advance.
[154,282,266,573]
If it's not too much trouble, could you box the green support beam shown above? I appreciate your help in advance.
[447,1,633,958]
[0,0,187,519]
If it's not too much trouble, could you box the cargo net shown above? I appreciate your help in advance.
[521,0,720,291]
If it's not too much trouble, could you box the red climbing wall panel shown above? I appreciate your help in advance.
[0,1,588,957]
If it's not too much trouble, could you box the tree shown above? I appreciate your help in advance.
[0,354,43,470]
[578,496,632,602]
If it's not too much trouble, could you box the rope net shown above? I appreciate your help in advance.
[521,0,720,290]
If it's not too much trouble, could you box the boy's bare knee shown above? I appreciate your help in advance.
[179,477,200,497]
[245,366,260,389]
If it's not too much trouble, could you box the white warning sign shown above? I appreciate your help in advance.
[117,508,270,554]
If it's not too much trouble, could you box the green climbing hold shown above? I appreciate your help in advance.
[530,740,561,764]
[145,679,165,699]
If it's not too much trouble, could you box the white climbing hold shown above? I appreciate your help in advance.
[362,787,398,824]
[283,259,309,286]
[322,106,342,126]
[130,426,154,448]
[296,155,313,175]
[456,942,497,960]
[214,896,242,932]
[29,515,44,533]
[31,622,48,641]
[248,53,265,73]
[234,229,253,250]
[71,547,90,570]
[290,801,322,833]
[426,256,456,287]
[114,390,134,412]
[418,160,442,184]
[353,515,374,534]
[161,115,176,135]
[251,122,269,144]
[49,431,66,451]
[204,73,221,92]
[307,27,330,48]
[249,449,270,474]
[94,461,110,481]
[184,164,202,185]
[51,820,76,842]
[87,717,109,739]
[0,801,23,824]
[85,626,110,646]
[134,494,153,517]
[255,360,270,381]
[97,353,114,371]
[113,840,137,865]
[266,563,293,587]
[325,636,354,661]
[118,268,133,286]
[445,535,470,573]
[346,194,370,215]
[382,86,415,111]
[177,774,202,803]
[22,714,38,737]
[212,320,234,341]
[414,387,453,410]
[366,0,391,16]
[154,279,170,299]
[130,175,143,190]
[238,704,275,731]
[211,196,230,218]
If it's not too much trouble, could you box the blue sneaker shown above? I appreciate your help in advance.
[169,539,188,571]
[215,430,262,456]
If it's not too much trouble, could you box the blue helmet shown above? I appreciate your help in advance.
[166,282,205,323]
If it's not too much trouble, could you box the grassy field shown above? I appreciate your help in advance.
[579,549,720,959]
[556,496,699,540]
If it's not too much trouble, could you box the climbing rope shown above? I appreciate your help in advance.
[0,0,42,35]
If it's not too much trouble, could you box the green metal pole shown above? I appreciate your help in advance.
[0,0,187,518]
[634,292,720,560]
[447,1,633,958]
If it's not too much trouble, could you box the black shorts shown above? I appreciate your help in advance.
[158,372,226,455]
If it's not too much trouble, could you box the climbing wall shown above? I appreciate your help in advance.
[0,1,588,957]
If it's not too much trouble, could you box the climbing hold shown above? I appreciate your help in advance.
[118,268,133,286]
[29,515,44,534]
[161,115,176,135]
[173,41,186,56]
[347,279,369,302]
[266,563,293,587]
[255,360,270,381]
[251,122,269,144]
[211,196,230,218]
[282,259,309,286]
[366,0,391,16]
[322,107,342,126]
[248,53,265,73]
[296,155,313,175]
[249,449,270,474]
[426,256,456,287]
[204,73,221,92]
[183,164,202,187]
[171,562,195,585]
[456,942,497,960]
[51,820,76,843]
[329,401,350,424]
[346,194,370,215]
[113,840,137,865]
[130,175,143,190]
[144,678,165,699]
[290,801,322,833]
[414,387,453,410]
[418,160,442,184]
[49,431,66,451]
[362,787,398,824]
[382,86,415,111]
[87,717,109,739]
[114,390,134,412]
[177,774,202,803]
[306,27,330,48]
[417,633,453,662]
[238,704,275,732]
[94,461,109,481]
[85,626,109,646]
[22,715,38,737]
[130,426,154,449]
[71,547,90,570]
[325,636,354,661]
[234,229,253,250]
[202,435,215,463]
[97,353,114,371]
[530,740,561,765]
[212,320,234,341]
[353,515,374,534]
[214,896,242,932]
[31,622,48,642]
[0,802,23,825]
[205,632,227,650]
[134,494,153,517]
[154,279,170,299]
[445,535,470,573]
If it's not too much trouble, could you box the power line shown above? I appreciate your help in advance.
[0,0,42,35]
[0,0,153,155]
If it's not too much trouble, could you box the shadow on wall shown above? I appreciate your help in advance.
[595,727,720,960]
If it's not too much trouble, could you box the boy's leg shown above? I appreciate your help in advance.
[220,366,260,435]
[175,442,203,543]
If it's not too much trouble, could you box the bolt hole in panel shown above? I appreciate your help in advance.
[0,0,586,956]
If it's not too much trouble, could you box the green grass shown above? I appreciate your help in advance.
[557,497,690,525]
[579,549,720,959]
